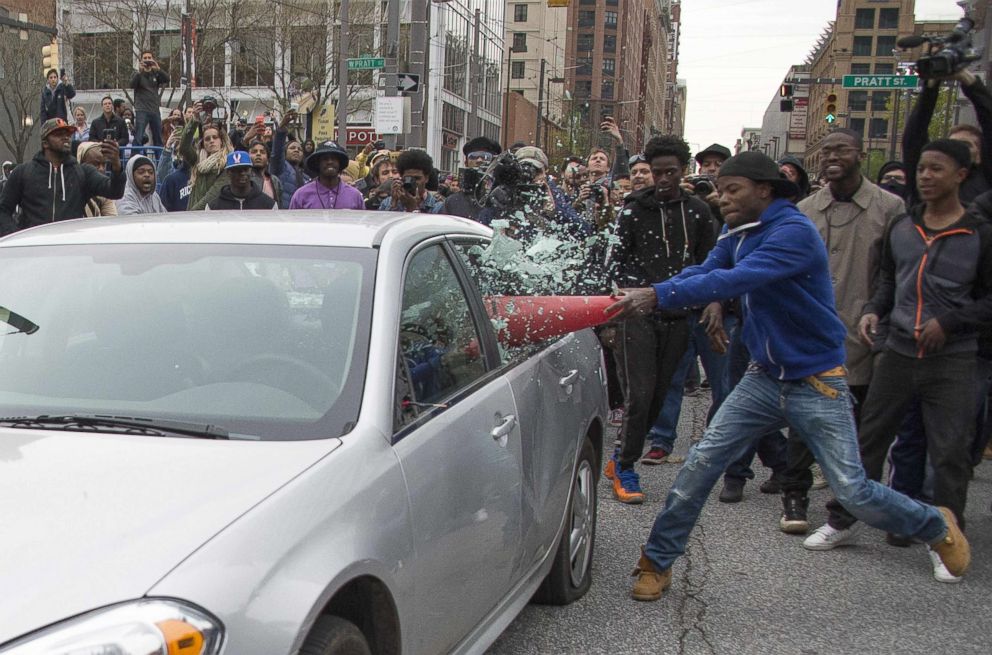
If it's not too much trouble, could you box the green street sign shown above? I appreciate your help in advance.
[347,57,385,71]
[842,75,919,89]
[825,113,836,123]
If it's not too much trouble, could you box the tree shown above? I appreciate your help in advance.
[0,30,45,163]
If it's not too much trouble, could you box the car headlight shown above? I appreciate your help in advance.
[0,599,223,654]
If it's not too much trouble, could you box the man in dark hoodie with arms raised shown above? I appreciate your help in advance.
[0,118,124,235]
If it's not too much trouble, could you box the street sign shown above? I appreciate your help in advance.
[375,96,405,134]
[398,73,420,94]
[842,75,919,89]
[347,57,385,71]
[825,113,836,124]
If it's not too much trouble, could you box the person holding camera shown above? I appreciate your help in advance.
[270,110,311,208]
[377,150,444,214]
[288,141,364,210]
[89,96,130,148]
[442,136,502,220]
[39,68,75,124]
[0,118,124,235]
[182,100,236,210]
[130,51,169,147]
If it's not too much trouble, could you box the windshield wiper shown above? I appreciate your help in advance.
[0,414,229,439]
[0,306,39,335]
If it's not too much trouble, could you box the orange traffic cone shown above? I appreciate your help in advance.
[485,296,620,346]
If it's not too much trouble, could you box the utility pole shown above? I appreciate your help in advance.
[408,0,428,147]
[384,0,400,150]
[337,0,350,145]
[535,58,546,149]
[468,8,481,137]
[889,89,901,161]
[181,0,193,108]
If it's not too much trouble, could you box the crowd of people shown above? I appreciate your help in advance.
[0,51,989,603]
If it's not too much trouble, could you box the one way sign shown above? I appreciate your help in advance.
[398,73,420,94]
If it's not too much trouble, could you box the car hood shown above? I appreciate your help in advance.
[0,429,339,644]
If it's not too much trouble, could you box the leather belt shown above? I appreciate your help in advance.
[804,366,846,399]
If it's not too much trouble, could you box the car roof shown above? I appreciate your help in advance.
[0,211,491,249]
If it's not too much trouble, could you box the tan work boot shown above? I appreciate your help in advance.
[983,443,992,460]
[929,507,970,578]
[631,546,672,601]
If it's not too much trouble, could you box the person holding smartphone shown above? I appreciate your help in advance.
[89,96,129,148]
[39,68,75,123]
[130,50,169,147]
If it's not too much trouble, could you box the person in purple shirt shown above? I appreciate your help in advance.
[289,140,365,210]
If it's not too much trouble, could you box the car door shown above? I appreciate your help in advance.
[390,242,523,655]
[448,237,584,575]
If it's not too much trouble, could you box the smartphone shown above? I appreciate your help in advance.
[103,129,116,141]
[59,68,66,78]
[255,115,264,126]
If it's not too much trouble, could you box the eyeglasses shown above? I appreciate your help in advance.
[466,151,494,163]
[629,154,647,166]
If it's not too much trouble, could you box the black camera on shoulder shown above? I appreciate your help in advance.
[898,13,979,79]
[401,175,418,195]
[479,152,544,209]
[685,174,716,197]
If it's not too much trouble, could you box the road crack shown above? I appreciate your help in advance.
[675,523,716,655]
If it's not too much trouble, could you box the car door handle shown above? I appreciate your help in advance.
[559,370,579,387]
[492,414,517,440]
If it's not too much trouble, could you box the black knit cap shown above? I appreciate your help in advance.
[876,160,907,183]
[695,143,732,164]
[718,151,798,197]
[922,138,972,169]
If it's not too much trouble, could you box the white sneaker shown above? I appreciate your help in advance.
[927,545,963,584]
[810,463,828,490]
[803,523,861,550]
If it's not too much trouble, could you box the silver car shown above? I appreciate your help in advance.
[0,212,607,655]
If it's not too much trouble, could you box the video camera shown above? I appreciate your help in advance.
[898,9,980,79]
[479,151,544,209]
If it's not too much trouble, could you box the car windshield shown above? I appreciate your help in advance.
[0,243,375,441]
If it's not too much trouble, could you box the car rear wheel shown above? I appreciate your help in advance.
[299,615,372,655]
[532,437,597,605]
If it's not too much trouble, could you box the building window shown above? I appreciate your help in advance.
[874,62,894,74]
[848,118,865,137]
[578,10,596,28]
[604,11,618,28]
[602,80,614,100]
[575,80,592,98]
[876,36,897,57]
[869,117,889,139]
[603,58,616,76]
[872,91,890,111]
[577,33,594,52]
[853,36,872,56]
[848,91,868,112]
[879,8,899,29]
[580,0,595,4]
[576,57,593,76]
[512,32,527,52]
[604,34,616,53]
[854,8,875,30]
[514,4,527,22]
[851,62,871,74]
[511,61,525,79]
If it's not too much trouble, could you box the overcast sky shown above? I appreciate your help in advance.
[679,0,967,153]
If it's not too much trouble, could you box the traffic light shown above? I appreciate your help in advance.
[781,99,794,112]
[780,83,794,98]
[42,39,59,78]
[825,93,838,123]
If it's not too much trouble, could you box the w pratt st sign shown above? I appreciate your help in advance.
[842,75,919,89]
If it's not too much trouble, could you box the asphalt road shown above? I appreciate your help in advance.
[489,391,991,655]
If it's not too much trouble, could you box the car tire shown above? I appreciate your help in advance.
[299,615,372,655]
[532,437,597,605]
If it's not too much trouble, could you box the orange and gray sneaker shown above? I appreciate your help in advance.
[613,466,645,504]
[604,449,619,481]
[930,506,970,577]
[631,546,672,601]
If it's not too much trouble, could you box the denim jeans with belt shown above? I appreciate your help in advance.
[644,365,947,572]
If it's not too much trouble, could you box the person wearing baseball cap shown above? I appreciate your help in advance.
[289,141,364,210]
[203,151,277,210]
[441,136,503,220]
[606,150,970,601]
[0,118,124,235]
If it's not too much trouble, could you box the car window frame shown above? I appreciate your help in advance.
[391,238,504,441]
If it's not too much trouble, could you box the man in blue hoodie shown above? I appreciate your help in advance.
[606,151,971,602]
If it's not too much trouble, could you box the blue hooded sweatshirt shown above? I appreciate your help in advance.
[652,198,847,380]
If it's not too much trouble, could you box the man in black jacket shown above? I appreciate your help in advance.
[442,136,501,220]
[89,96,129,148]
[39,69,75,123]
[0,118,124,235]
[131,51,170,146]
[205,152,277,211]
[604,135,717,504]
[904,69,992,206]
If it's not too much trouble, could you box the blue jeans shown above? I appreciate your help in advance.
[134,110,163,147]
[644,366,947,571]
[648,313,736,453]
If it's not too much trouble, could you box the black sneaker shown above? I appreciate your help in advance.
[779,492,809,534]
[718,477,745,503]
[885,532,912,548]
[759,476,784,494]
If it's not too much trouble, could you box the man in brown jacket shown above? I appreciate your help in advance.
[776,128,905,536]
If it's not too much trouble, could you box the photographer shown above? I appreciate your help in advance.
[130,51,169,147]
[182,99,236,210]
[89,96,129,148]
[378,150,444,213]
[684,144,731,218]
[443,136,501,220]
[270,110,310,208]
[39,68,75,123]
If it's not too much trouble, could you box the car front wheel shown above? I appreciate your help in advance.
[299,615,372,655]
[532,437,597,605]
